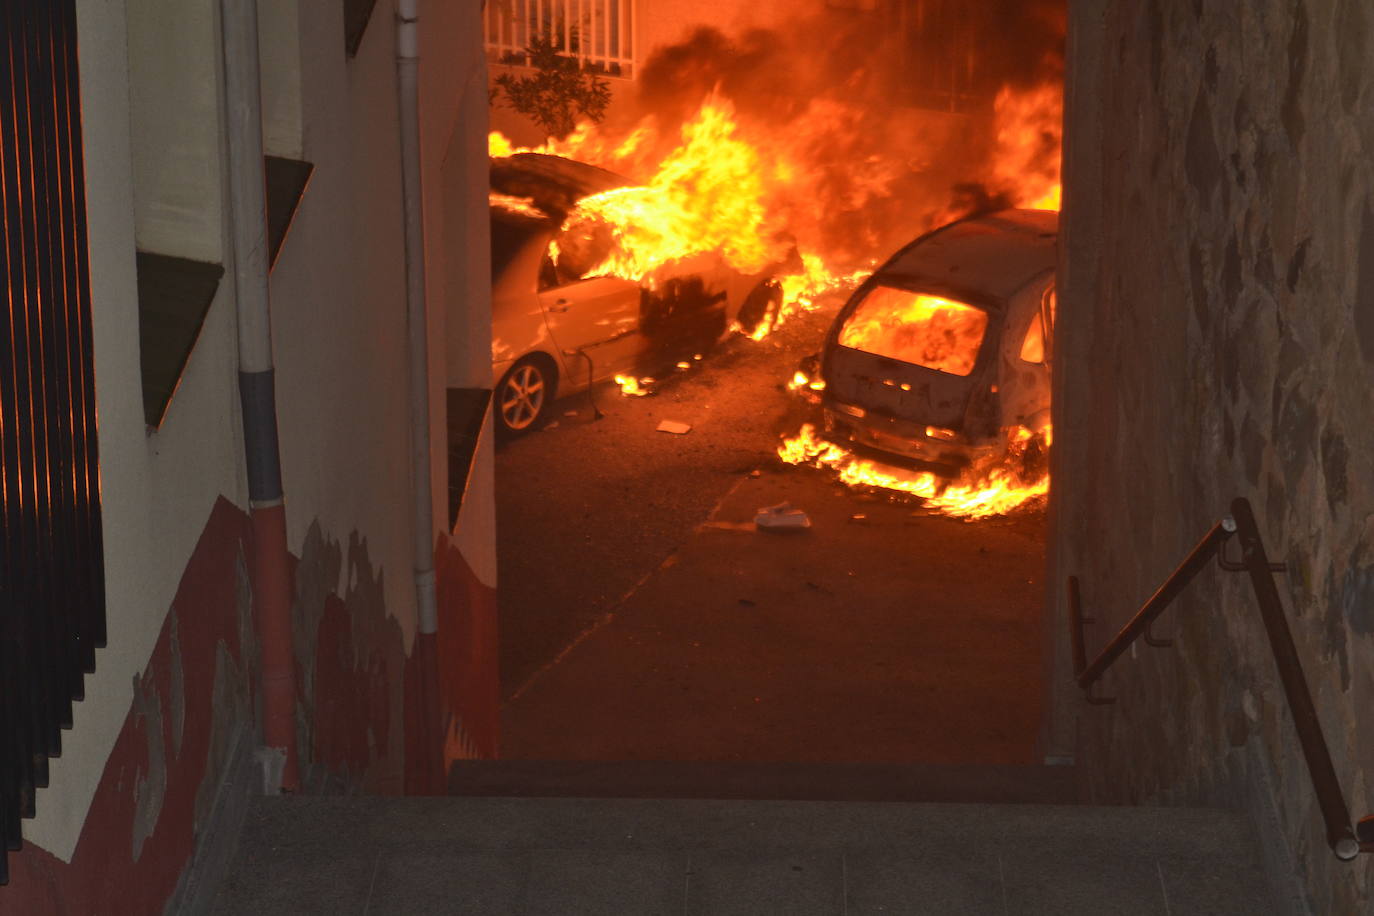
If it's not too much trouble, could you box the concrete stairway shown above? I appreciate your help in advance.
[208,764,1280,915]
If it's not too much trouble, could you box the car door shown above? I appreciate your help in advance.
[536,252,644,383]
[996,273,1054,432]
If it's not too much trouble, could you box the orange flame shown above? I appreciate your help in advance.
[613,374,652,397]
[556,97,788,288]
[492,81,1062,340]
[837,289,988,377]
[489,191,547,220]
[991,83,1062,211]
[490,95,877,337]
[777,423,1049,520]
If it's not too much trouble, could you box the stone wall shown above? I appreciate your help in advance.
[1051,1,1374,911]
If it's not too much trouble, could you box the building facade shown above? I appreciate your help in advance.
[1,0,496,910]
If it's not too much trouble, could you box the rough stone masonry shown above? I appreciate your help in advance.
[1051,2,1374,912]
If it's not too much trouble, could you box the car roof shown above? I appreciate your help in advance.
[490,152,632,221]
[878,209,1058,302]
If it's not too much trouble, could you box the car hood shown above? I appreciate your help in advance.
[490,152,633,220]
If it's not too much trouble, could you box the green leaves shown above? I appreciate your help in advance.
[494,33,612,140]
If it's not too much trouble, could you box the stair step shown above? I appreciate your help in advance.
[211,795,1277,915]
[448,759,1078,805]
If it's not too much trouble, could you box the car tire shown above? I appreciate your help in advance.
[496,356,556,436]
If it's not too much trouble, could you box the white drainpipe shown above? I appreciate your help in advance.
[397,0,438,637]
[221,0,300,790]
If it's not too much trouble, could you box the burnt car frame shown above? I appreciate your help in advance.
[489,152,783,434]
[813,208,1056,475]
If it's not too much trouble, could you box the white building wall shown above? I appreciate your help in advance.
[260,0,304,160]
[31,0,250,861]
[434,11,497,584]
[270,0,416,641]
[126,0,224,262]
[31,0,495,862]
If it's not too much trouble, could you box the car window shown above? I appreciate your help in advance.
[838,286,988,377]
[538,255,559,291]
[551,220,614,285]
[1040,283,1056,362]
[1019,311,1045,363]
[490,218,532,282]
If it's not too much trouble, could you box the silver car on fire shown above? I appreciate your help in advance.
[811,208,1056,475]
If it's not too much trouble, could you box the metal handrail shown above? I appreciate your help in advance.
[1069,496,1374,860]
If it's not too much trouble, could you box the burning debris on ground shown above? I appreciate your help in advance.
[777,422,1050,521]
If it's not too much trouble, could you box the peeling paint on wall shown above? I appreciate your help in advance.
[129,672,165,863]
[2,496,448,914]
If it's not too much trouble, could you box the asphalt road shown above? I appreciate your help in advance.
[495,299,1048,764]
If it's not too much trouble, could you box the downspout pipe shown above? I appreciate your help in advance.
[397,0,443,790]
[221,0,300,791]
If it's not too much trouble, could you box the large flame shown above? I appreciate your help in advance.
[991,83,1062,211]
[490,81,1061,339]
[778,423,1049,520]
[490,94,889,337]
[560,99,785,283]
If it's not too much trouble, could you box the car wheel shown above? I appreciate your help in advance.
[496,356,555,435]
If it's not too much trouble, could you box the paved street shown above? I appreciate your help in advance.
[495,300,1048,764]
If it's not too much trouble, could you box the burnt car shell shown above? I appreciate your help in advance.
[819,208,1056,475]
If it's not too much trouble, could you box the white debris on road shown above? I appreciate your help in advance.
[755,501,811,531]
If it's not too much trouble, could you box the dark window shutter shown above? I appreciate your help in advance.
[0,0,104,885]
[344,0,379,58]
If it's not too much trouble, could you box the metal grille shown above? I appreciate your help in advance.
[897,0,981,113]
[484,0,635,78]
[0,0,103,886]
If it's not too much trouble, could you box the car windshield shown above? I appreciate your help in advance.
[838,285,989,377]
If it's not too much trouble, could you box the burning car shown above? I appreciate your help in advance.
[807,208,1056,476]
[489,152,784,434]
